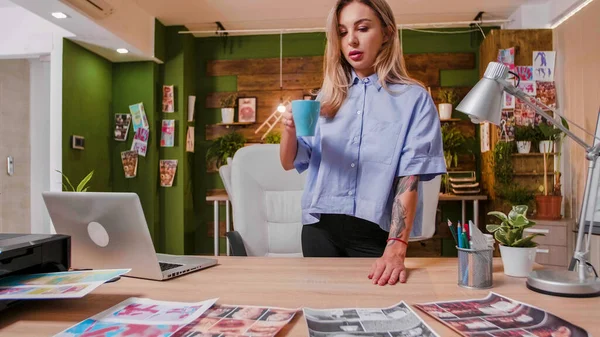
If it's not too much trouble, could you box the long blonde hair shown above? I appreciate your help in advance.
[319,0,422,117]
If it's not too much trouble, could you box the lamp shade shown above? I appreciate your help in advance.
[455,62,510,125]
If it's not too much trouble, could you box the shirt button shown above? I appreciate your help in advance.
[351,163,355,168]
[353,136,358,142]
[348,191,353,196]
[357,110,361,115]
[363,78,370,84]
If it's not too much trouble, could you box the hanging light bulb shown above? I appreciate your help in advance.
[277,102,286,113]
[276,32,286,114]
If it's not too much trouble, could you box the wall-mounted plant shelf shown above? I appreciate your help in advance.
[215,122,254,128]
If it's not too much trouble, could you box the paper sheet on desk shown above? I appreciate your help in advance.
[54,297,218,337]
[0,269,130,300]
[415,292,589,337]
[303,301,439,337]
[175,303,299,337]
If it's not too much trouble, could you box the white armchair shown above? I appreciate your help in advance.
[225,144,307,257]
[221,144,441,256]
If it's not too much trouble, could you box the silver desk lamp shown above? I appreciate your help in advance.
[456,61,600,297]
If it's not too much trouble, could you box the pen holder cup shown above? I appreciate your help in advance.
[457,247,494,289]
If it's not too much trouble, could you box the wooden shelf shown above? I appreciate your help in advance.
[512,152,558,157]
[440,118,463,122]
[215,122,254,128]
[514,172,555,176]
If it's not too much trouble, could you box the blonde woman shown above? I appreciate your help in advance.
[280,0,446,286]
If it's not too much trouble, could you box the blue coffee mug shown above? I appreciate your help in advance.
[292,100,320,137]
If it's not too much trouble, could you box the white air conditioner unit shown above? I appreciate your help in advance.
[60,0,115,19]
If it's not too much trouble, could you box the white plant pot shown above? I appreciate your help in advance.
[221,108,235,124]
[438,103,453,120]
[539,140,554,153]
[516,141,531,154]
[499,245,537,277]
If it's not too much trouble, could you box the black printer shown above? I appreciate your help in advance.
[0,234,70,312]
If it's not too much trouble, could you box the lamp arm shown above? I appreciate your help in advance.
[499,80,593,152]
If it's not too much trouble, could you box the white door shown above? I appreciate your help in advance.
[0,59,30,233]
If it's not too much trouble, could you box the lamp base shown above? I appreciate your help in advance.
[526,270,600,298]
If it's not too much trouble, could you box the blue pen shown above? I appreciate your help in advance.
[457,223,463,248]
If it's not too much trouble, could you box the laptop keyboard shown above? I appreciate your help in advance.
[159,262,183,271]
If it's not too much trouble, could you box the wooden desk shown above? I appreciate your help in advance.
[1,257,598,336]
[439,193,488,228]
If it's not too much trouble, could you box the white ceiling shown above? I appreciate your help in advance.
[136,0,549,35]
[0,0,17,8]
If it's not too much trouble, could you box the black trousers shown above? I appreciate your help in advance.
[301,214,388,257]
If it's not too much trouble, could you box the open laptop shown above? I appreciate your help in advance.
[42,192,217,281]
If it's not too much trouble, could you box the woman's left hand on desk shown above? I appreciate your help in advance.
[368,246,408,286]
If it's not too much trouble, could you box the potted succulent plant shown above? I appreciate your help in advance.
[219,93,238,124]
[437,88,459,120]
[486,205,546,277]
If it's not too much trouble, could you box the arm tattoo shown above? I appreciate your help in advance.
[388,175,419,245]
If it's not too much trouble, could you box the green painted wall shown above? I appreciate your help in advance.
[194,29,491,255]
[160,26,197,255]
[112,61,161,250]
[62,39,113,193]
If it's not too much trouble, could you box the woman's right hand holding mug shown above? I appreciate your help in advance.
[281,110,295,133]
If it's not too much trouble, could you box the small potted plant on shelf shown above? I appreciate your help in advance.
[441,124,475,169]
[513,125,538,154]
[219,93,238,124]
[264,131,281,144]
[437,88,459,120]
[206,131,246,169]
[486,205,545,277]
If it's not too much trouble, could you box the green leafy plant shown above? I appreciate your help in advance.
[438,88,460,105]
[492,141,514,185]
[206,131,246,168]
[486,205,544,247]
[441,124,475,168]
[219,93,238,108]
[264,131,281,144]
[57,170,94,192]
[513,125,539,142]
[496,185,535,207]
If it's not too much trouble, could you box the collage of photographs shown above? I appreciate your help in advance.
[415,292,589,337]
[112,91,187,186]
[496,50,558,141]
[175,304,298,337]
[303,302,438,337]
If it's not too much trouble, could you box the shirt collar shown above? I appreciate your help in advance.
[349,69,383,91]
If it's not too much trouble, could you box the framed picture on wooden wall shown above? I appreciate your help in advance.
[238,97,257,123]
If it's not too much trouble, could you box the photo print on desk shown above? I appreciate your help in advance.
[53,297,217,337]
[415,292,589,337]
[163,85,175,113]
[0,269,130,300]
[176,303,299,337]
[160,160,178,187]
[533,51,556,82]
[161,120,175,147]
[121,150,138,178]
[303,301,438,337]
[131,127,150,157]
[114,114,132,141]
[129,102,149,132]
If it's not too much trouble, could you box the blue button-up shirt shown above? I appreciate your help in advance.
[293,71,447,234]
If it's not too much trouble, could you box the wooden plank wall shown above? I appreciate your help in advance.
[479,29,554,212]
[205,53,476,142]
